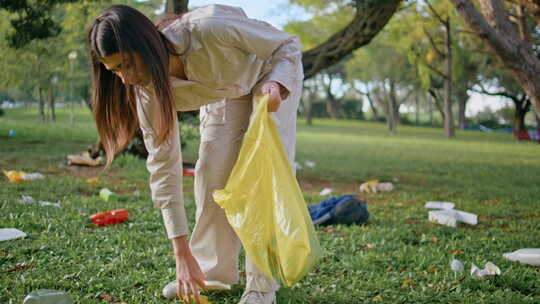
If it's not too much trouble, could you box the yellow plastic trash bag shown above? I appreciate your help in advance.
[213,95,321,287]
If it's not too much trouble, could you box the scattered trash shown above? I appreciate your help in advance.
[450,259,464,272]
[23,289,74,304]
[319,188,333,196]
[36,201,61,207]
[17,195,60,207]
[3,170,45,183]
[18,195,35,204]
[22,173,45,180]
[88,209,129,226]
[377,182,394,192]
[359,180,394,193]
[67,151,103,167]
[503,248,540,266]
[8,129,16,137]
[428,209,478,228]
[471,262,500,280]
[0,228,27,242]
[99,188,116,202]
[309,194,369,225]
[86,177,99,185]
[425,201,455,210]
[304,160,316,168]
[183,168,195,176]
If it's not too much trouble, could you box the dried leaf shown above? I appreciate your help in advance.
[451,249,462,255]
[97,293,121,303]
[5,264,31,272]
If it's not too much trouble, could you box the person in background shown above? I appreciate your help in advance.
[87,4,303,304]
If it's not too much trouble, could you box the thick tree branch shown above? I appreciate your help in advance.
[302,0,403,79]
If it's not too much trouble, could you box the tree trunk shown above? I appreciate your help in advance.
[415,94,420,125]
[324,73,341,119]
[429,88,445,123]
[365,91,380,121]
[443,18,454,137]
[389,80,400,127]
[165,0,189,14]
[302,0,402,79]
[48,86,56,122]
[38,86,46,123]
[450,0,540,120]
[457,89,469,129]
[513,103,529,132]
[380,82,396,134]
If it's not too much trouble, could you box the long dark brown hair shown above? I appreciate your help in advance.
[87,5,178,167]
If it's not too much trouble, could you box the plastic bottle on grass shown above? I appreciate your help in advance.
[503,248,540,266]
[88,209,129,226]
[23,290,73,304]
[99,188,117,201]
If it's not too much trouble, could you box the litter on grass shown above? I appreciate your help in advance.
[428,209,478,227]
[23,289,74,304]
[304,160,316,168]
[3,170,45,183]
[319,188,334,196]
[471,262,500,280]
[425,201,455,210]
[503,248,540,266]
[88,209,129,226]
[0,228,27,242]
[359,180,394,193]
[450,259,464,272]
[67,151,103,167]
[17,195,60,207]
[99,188,116,201]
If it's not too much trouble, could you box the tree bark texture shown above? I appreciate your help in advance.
[443,18,454,137]
[165,0,188,14]
[450,0,540,120]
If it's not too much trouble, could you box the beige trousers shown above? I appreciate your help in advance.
[189,81,301,292]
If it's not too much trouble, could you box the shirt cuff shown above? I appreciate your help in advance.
[160,203,189,239]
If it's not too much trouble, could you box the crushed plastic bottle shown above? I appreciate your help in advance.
[503,248,540,266]
[99,188,117,201]
[88,209,129,226]
[450,259,464,272]
[23,289,74,304]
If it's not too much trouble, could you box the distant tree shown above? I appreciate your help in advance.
[450,0,540,120]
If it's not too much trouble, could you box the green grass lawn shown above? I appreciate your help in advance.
[1,106,539,303]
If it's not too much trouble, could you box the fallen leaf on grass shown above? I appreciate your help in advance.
[451,249,462,255]
[372,295,383,302]
[365,243,376,249]
[402,278,414,288]
[4,264,31,272]
[479,237,489,241]
[97,293,121,302]
[0,250,7,255]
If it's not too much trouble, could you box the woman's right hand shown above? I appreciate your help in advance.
[172,236,207,303]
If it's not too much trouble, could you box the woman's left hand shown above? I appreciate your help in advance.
[261,81,284,112]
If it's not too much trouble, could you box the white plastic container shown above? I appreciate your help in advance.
[428,209,478,227]
[503,248,540,266]
[425,201,455,210]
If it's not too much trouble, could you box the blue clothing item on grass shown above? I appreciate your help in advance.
[308,194,369,226]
